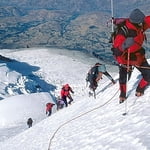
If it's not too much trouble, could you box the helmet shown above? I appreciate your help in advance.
[95,62,101,66]
[129,9,145,24]
[65,84,69,87]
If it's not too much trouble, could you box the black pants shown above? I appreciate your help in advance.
[119,61,150,97]
[62,95,73,107]
[47,110,52,116]
[28,124,32,128]
[89,77,97,91]
[62,96,68,107]
[89,71,114,91]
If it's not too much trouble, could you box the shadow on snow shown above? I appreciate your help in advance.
[0,55,56,98]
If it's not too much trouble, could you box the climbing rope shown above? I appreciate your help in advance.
[134,65,150,69]
[119,63,150,70]
[47,88,119,150]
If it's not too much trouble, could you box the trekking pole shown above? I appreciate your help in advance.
[122,48,130,116]
[110,0,114,33]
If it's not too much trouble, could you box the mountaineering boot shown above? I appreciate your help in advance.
[89,89,96,98]
[68,100,73,105]
[119,84,127,103]
[111,79,116,84]
[135,92,144,97]
[68,97,73,105]
[135,78,148,97]
[89,91,93,97]
[119,97,126,104]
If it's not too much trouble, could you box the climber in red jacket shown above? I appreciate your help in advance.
[46,103,55,116]
[111,9,150,103]
[61,84,74,107]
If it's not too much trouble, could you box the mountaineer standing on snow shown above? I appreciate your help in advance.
[46,103,55,116]
[61,84,74,107]
[111,9,150,103]
[27,118,33,128]
[56,96,65,110]
[86,63,115,94]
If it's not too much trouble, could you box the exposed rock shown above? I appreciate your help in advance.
[0,0,150,61]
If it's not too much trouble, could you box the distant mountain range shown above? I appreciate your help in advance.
[0,0,150,61]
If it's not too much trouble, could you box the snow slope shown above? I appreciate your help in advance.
[0,48,150,150]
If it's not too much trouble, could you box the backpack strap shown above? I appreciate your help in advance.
[110,20,129,43]
[119,23,137,38]
[120,25,129,37]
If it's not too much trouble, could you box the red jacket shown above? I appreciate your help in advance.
[113,16,150,65]
[61,84,73,97]
[46,103,54,112]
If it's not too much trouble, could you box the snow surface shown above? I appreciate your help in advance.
[0,48,150,150]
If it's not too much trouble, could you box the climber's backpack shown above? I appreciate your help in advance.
[86,66,99,83]
[109,18,129,43]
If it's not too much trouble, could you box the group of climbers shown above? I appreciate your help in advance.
[27,8,150,127]
[87,8,150,103]
[45,8,150,117]
[45,84,74,115]
[45,63,115,116]
[27,84,74,127]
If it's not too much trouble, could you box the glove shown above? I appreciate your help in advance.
[122,37,134,50]
[71,90,74,94]
[111,48,123,56]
